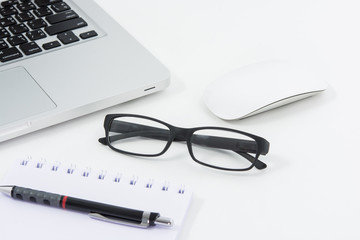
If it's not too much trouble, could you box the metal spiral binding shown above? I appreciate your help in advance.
[98,170,106,180]
[51,162,61,172]
[20,159,29,166]
[129,176,138,185]
[146,179,154,189]
[20,156,32,166]
[178,185,185,194]
[162,181,170,191]
[17,157,187,195]
[66,164,76,174]
[82,167,91,177]
[36,158,46,169]
[36,162,44,168]
[114,173,122,183]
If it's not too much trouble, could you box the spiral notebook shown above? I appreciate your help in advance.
[0,157,192,240]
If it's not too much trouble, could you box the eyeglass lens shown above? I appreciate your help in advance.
[190,129,258,170]
[108,116,171,155]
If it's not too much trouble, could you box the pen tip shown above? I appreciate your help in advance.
[0,185,13,197]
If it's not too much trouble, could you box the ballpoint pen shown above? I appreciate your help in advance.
[0,185,173,228]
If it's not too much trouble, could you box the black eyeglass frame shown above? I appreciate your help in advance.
[99,114,270,171]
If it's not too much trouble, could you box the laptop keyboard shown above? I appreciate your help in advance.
[0,0,99,63]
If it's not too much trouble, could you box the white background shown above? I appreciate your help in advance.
[1,0,360,239]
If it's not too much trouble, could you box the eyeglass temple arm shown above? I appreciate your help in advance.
[98,123,171,145]
[99,121,268,169]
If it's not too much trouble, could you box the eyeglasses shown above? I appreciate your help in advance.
[98,114,270,171]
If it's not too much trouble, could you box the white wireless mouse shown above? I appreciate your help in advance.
[204,61,327,120]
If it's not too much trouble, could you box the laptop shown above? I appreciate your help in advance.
[0,0,170,142]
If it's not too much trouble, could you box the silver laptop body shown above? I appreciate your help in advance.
[0,0,170,142]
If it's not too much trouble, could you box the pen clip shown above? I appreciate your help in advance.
[88,211,151,228]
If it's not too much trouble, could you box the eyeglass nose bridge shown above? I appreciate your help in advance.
[170,127,194,151]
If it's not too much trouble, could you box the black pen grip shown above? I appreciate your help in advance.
[12,186,62,207]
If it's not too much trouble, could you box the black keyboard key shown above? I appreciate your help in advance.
[0,16,17,27]
[26,29,46,40]
[20,41,42,55]
[33,7,53,17]
[9,23,29,34]
[34,0,62,7]
[80,30,98,39]
[0,39,8,50]
[15,11,35,22]
[42,40,60,50]
[57,30,79,44]
[0,28,11,38]
[51,2,70,12]
[0,47,23,62]
[27,18,47,29]
[44,17,87,35]
[17,1,36,11]
[7,34,27,46]
[45,10,78,24]
[1,1,19,7]
[0,6,18,16]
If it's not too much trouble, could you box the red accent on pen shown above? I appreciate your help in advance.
[62,196,68,209]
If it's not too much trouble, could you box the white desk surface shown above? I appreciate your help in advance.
[1,0,360,239]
